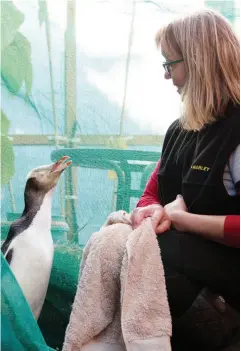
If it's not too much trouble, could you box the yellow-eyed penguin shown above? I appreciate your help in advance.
[1,156,72,320]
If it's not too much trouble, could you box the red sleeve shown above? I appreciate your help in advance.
[136,160,161,207]
[223,215,240,248]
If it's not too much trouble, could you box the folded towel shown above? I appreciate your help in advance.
[62,211,172,351]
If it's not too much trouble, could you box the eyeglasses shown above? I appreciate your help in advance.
[162,58,184,75]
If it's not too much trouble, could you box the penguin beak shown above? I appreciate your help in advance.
[50,156,72,174]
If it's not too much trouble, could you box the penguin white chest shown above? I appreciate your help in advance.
[9,227,54,319]
[7,194,54,320]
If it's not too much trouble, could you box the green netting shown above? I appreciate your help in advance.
[38,244,82,350]
[1,0,240,350]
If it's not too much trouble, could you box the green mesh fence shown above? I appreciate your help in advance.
[1,0,240,349]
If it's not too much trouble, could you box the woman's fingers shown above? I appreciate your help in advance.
[151,207,165,231]
[131,208,146,229]
[164,195,187,217]
[131,207,157,228]
[131,205,170,233]
[156,218,171,234]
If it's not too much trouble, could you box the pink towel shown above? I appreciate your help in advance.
[62,211,172,351]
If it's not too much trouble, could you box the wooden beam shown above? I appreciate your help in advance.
[9,134,165,146]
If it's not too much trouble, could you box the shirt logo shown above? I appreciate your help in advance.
[191,165,210,172]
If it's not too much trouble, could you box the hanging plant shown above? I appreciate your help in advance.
[1,110,15,185]
[1,1,33,185]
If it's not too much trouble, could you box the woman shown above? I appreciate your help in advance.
[131,9,240,350]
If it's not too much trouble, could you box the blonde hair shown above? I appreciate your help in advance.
[155,9,240,130]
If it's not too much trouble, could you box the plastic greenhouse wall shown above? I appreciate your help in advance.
[1,0,240,247]
[1,1,240,350]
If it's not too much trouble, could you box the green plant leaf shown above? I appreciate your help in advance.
[1,110,15,185]
[1,136,15,185]
[1,110,10,135]
[1,1,24,52]
[1,32,32,95]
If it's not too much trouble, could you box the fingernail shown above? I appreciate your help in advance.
[177,194,183,198]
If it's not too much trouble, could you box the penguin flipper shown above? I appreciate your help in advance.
[1,240,10,255]
[5,248,13,265]
[1,220,21,256]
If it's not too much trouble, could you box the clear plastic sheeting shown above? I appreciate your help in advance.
[1,0,239,349]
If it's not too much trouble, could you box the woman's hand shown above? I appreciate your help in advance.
[164,196,227,242]
[131,204,171,234]
[164,195,188,231]
[164,195,187,217]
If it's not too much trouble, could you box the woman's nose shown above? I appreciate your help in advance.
[164,71,171,80]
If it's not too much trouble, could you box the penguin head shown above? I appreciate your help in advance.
[26,156,72,194]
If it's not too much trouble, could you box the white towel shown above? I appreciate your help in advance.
[62,211,172,351]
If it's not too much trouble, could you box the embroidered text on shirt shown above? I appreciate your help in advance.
[191,165,210,171]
